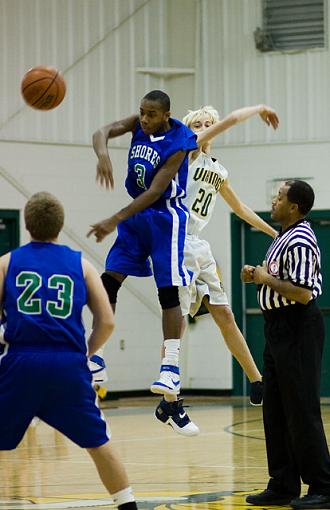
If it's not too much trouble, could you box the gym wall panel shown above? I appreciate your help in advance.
[198,0,330,146]
[1,0,329,145]
[0,0,197,145]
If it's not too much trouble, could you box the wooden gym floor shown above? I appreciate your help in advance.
[1,396,330,509]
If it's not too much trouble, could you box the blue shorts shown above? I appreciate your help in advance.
[0,347,110,450]
[106,200,192,288]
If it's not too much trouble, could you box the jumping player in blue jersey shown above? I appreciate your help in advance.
[0,192,138,510]
[88,90,199,436]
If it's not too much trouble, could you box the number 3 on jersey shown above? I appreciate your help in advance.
[16,271,73,319]
[134,163,147,189]
[191,188,212,217]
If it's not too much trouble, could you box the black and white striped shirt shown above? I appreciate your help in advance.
[258,220,322,311]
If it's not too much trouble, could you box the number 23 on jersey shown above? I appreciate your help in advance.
[16,271,73,319]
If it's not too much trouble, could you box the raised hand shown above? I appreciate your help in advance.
[259,105,279,130]
[96,154,114,190]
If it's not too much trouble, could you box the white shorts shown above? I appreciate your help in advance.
[179,235,228,317]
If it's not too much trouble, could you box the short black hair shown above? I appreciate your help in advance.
[285,180,315,215]
[142,90,170,111]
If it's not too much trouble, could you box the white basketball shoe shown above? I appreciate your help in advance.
[150,364,180,396]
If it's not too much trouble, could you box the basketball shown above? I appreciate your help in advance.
[21,66,66,110]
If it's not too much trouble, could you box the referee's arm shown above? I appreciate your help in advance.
[253,261,312,305]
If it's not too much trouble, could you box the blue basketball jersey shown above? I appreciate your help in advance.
[3,242,87,353]
[106,118,197,287]
[125,118,197,205]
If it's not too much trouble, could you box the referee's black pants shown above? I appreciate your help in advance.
[262,300,330,496]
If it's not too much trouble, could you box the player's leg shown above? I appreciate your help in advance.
[0,350,43,449]
[153,299,199,436]
[191,238,263,404]
[205,300,263,404]
[156,252,196,399]
[39,351,137,510]
[156,287,194,398]
[152,303,199,436]
[101,270,126,312]
[154,313,185,402]
[150,285,199,436]
[206,301,261,381]
[150,286,182,396]
[134,206,198,434]
[89,270,126,388]
[150,206,192,396]
[87,441,137,509]
[149,203,191,397]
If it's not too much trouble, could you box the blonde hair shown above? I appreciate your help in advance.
[24,191,64,241]
[182,105,220,128]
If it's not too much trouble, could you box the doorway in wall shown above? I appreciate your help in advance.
[0,210,19,255]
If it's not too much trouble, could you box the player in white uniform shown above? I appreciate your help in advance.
[155,104,279,434]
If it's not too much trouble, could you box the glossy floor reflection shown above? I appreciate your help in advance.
[1,396,329,509]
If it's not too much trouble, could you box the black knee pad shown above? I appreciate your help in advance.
[101,272,122,304]
[158,286,180,310]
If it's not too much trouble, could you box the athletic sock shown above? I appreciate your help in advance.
[112,487,136,509]
[162,338,180,367]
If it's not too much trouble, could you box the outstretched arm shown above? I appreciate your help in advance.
[220,180,277,238]
[87,150,186,242]
[196,104,279,147]
[0,253,10,312]
[83,258,115,356]
[92,114,139,190]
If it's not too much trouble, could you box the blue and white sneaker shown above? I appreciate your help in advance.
[88,353,108,384]
[155,398,200,436]
[150,365,180,396]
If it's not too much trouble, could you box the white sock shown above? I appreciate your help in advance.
[162,338,180,367]
[112,487,135,506]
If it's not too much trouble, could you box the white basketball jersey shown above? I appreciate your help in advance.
[184,152,228,235]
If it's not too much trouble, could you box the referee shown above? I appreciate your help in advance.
[242,180,330,509]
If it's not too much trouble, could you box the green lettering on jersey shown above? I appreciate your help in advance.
[47,275,74,318]
[16,271,74,319]
[16,271,42,314]
[134,163,147,189]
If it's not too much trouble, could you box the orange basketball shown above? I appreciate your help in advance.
[21,66,66,110]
